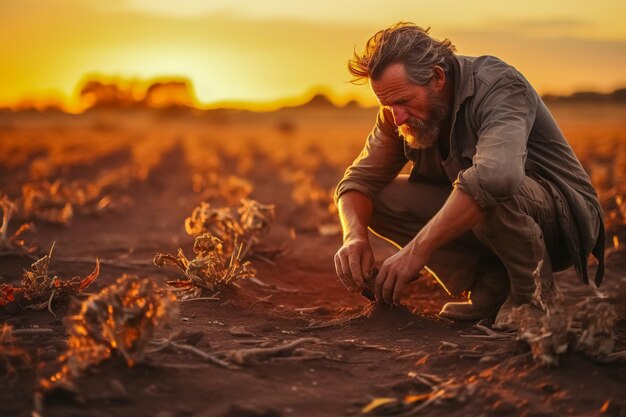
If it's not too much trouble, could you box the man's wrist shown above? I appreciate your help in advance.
[344,228,369,242]
[410,231,434,261]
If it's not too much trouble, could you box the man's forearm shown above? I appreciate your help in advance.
[409,188,486,260]
[337,191,374,240]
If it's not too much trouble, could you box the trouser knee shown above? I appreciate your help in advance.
[369,176,451,248]
[472,177,560,302]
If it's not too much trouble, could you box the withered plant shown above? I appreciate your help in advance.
[20,180,96,225]
[509,260,618,366]
[0,324,31,383]
[574,301,618,359]
[279,169,339,233]
[18,244,99,314]
[43,275,177,388]
[184,198,275,259]
[0,193,34,253]
[154,233,255,299]
[508,261,570,366]
[192,173,252,206]
[0,284,17,307]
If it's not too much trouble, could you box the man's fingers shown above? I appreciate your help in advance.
[361,250,374,283]
[334,254,353,291]
[382,273,397,304]
[349,259,364,290]
[337,253,357,292]
[374,266,387,303]
[392,276,407,305]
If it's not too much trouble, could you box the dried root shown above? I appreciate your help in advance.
[150,337,324,369]
[225,337,321,365]
[154,233,255,299]
[43,275,177,389]
[184,198,275,259]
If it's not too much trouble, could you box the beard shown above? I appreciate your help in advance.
[398,90,449,150]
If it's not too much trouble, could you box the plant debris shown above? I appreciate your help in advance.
[361,374,477,415]
[43,275,177,389]
[0,193,35,253]
[574,300,618,359]
[0,284,17,307]
[18,243,100,314]
[192,173,253,205]
[507,261,618,366]
[184,198,275,259]
[154,233,256,299]
[0,243,99,314]
[18,179,120,225]
[0,324,31,383]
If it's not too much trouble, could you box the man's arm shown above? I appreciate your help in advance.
[456,73,537,209]
[333,108,407,292]
[334,108,407,204]
[334,191,374,292]
[374,187,485,304]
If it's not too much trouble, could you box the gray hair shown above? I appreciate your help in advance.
[348,22,456,85]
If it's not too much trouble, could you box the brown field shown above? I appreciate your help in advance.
[0,101,625,417]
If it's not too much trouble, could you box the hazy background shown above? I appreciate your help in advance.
[2,0,626,110]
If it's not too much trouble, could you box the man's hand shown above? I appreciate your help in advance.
[334,235,374,293]
[374,188,486,305]
[335,191,375,293]
[374,243,426,304]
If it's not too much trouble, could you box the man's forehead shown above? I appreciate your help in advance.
[378,62,408,81]
[370,63,412,104]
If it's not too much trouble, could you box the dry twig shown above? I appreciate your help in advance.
[225,337,321,365]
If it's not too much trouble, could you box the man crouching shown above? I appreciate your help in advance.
[333,22,605,328]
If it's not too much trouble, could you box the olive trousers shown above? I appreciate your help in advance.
[369,175,570,303]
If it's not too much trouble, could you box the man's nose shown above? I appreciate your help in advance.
[391,106,408,126]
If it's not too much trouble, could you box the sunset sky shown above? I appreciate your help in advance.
[2,0,626,110]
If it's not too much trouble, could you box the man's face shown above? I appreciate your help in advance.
[370,62,449,149]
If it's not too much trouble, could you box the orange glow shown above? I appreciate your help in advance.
[2,0,625,111]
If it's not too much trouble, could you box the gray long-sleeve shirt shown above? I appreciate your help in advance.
[335,55,605,286]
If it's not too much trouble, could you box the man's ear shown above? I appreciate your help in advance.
[432,65,446,89]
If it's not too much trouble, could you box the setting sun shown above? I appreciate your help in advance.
[2,0,625,111]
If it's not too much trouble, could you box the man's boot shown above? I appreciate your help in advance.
[438,263,509,321]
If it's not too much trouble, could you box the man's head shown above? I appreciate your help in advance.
[348,23,456,149]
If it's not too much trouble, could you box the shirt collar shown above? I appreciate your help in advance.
[452,55,475,112]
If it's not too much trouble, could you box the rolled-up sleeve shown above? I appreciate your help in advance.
[334,108,408,204]
[455,75,537,209]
